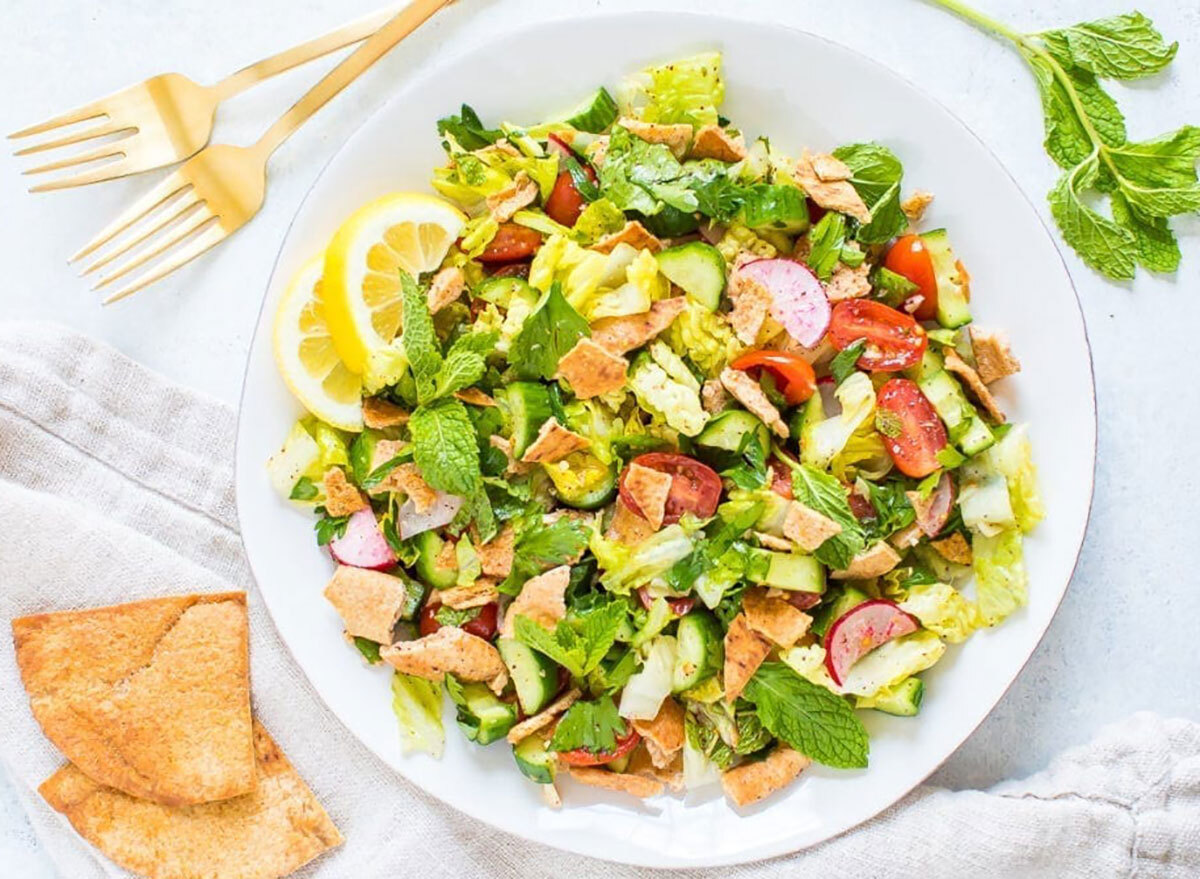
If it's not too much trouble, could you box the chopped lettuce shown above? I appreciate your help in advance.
[838,630,946,698]
[598,126,698,216]
[973,529,1028,626]
[618,634,677,720]
[363,341,411,395]
[572,198,627,245]
[617,52,724,128]
[628,343,709,437]
[958,473,1017,536]
[267,420,321,501]
[897,582,979,643]
[391,672,445,757]
[528,234,646,317]
[979,426,1044,532]
[664,299,744,377]
[588,250,665,319]
[591,523,695,594]
[801,372,877,471]
[431,153,511,207]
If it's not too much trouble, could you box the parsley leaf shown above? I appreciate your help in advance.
[409,397,482,498]
[510,282,590,381]
[514,600,626,678]
[720,431,769,491]
[548,695,627,753]
[831,143,907,244]
[314,510,350,546]
[436,104,503,150]
[742,662,869,768]
[829,339,867,385]
[289,476,318,501]
[806,212,847,280]
[790,465,867,570]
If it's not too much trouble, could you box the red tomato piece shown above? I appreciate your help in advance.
[847,490,877,522]
[768,458,794,500]
[488,260,531,279]
[618,453,722,525]
[731,350,818,406]
[636,586,696,617]
[557,728,641,767]
[884,234,939,321]
[875,378,948,478]
[478,223,543,264]
[418,601,499,641]
[828,299,928,372]
[544,132,598,227]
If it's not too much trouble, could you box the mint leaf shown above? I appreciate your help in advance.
[409,397,481,497]
[432,331,497,400]
[548,695,627,753]
[829,339,867,385]
[436,104,503,150]
[831,143,906,244]
[720,431,769,491]
[1047,160,1137,280]
[1109,191,1181,273]
[742,662,869,768]
[514,600,626,678]
[510,282,590,381]
[400,272,443,402]
[790,465,867,570]
[1040,12,1177,80]
[1108,126,1200,189]
[805,212,846,280]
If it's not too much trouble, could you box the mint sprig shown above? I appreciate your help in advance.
[929,2,1197,278]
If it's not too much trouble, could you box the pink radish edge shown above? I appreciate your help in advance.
[738,258,831,348]
[912,472,956,537]
[329,507,396,571]
[823,599,921,686]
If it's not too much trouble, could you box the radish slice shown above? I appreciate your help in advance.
[909,472,956,537]
[329,508,396,570]
[397,491,464,540]
[738,258,831,348]
[823,599,920,686]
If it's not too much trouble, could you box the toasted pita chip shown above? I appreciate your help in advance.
[500,565,571,638]
[393,463,439,513]
[831,541,902,580]
[931,532,973,565]
[618,117,693,159]
[622,462,673,530]
[890,522,924,550]
[782,501,842,552]
[742,588,811,649]
[591,220,663,255]
[454,387,497,407]
[901,189,934,223]
[427,265,466,314]
[754,531,794,552]
[557,337,628,398]
[727,272,773,344]
[506,688,581,744]
[795,150,870,223]
[437,577,500,610]
[486,171,539,223]
[627,746,684,791]
[606,499,657,546]
[589,297,687,355]
[721,746,810,807]
[701,379,728,414]
[968,327,1021,384]
[719,368,788,438]
[520,419,590,463]
[825,262,871,302]
[477,523,515,578]
[690,124,747,162]
[13,594,253,807]
[380,626,508,694]
[945,349,1006,423]
[569,766,664,799]
[323,566,408,645]
[321,468,366,517]
[489,435,535,476]
[365,439,407,495]
[362,396,409,428]
[631,697,685,769]
[40,720,341,879]
[723,613,773,702]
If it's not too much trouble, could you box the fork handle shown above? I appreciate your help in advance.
[213,6,403,100]
[252,0,453,158]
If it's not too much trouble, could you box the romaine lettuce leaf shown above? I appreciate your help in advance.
[590,523,695,594]
[628,343,709,436]
[979,425,1044,532]
[617,52,725,128]
[897,582,979,643]
[664,299,745,377]
[801,372,877,471]
[619,635,677,720]
[973,529,1029,626]
[391,672,445,757]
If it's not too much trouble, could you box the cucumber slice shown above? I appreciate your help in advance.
[413,531,457,590]
[542,452,618,510]
[811,585,870,639]
[747,550,825,593]
[513,731,558,784]
[920,229,972,329]
[655,241,727,311]
[394,570,427,621]
[498,638,559,715]
[476,276,539,308]
[857,676,924,716]
[919,369,995,457]
[447,679,518,745]
[561,87,619,133]
[671,611,724,693]
[694,409,770,469]
[503,382,554,459]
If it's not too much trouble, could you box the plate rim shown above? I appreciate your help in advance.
[234,9,1098,868]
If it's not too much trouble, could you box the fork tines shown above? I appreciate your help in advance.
[8,99,138,192]
[70,171,224,303]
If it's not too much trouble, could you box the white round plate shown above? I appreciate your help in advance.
[236,11,1095,868]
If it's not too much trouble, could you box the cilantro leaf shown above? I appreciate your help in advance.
[1040,12,1178,80]
[514,600,626,678]
[790,465,867,570]
[742,662,869,768]
[409,397,481,498]
[548,695,627,753]
[510,282,590,381]
[831,143,906,244]
[436,104,503,150]
[829,339,867,386]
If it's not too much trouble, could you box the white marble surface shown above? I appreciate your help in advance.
[2,0,1198,873]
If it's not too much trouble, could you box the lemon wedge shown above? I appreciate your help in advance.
[322,192,466,375]
[273,257,363,431]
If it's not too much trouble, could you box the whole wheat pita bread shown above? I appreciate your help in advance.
[12,592,254,806]
[40,720,342,879]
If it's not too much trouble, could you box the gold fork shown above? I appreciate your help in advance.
[8,6,400,191]
[73,0,453,304]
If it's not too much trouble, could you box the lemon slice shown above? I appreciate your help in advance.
[323,192,467,375]
[273,257,363,431]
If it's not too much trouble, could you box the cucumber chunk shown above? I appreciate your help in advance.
[498,637,559,715]
[857,676,925,716]
[920,229,972,329]
[671,611,724,693]
[747,550,825,593]
[413,531,457,590]
[447,679,517,745]
[655,241,727,311]
[513,731,558,784]
[561,87,619,133]
[503,382,554,459]
[543,452,618,510]
[694,410,770,470]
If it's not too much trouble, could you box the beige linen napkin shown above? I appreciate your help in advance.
[1,320,1197,878]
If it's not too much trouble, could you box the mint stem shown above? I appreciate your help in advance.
[924,0,1028,46]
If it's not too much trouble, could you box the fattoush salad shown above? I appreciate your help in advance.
[268,53,1042,809]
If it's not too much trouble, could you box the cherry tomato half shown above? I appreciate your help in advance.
[557,728,641,767]
[875,378,948,478]
[478,223,543,264]
[884,234,939,321]
[828,299,928,372]
[487,260,531,279]
[637,586,696,617]
[418,601,499,641]
[618,453,722,525]
[731,350,818,406]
